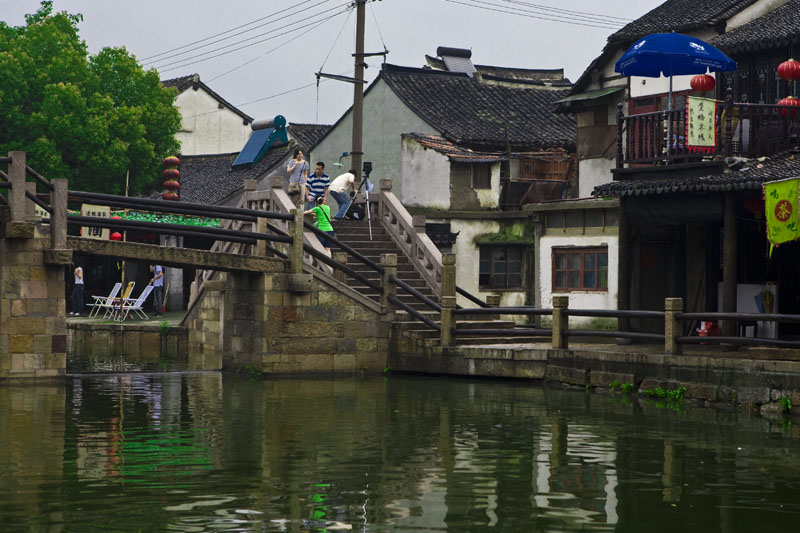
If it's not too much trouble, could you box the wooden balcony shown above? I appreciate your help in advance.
[615,92,800,176]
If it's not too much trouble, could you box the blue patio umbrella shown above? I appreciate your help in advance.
[615,33,737,109]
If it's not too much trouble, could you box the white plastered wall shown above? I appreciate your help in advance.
[538,234,618,324]
[175,88,251,156]
[400,137,451,209]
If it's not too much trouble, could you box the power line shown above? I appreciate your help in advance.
[499,0,632,24]
[442,0,624,29]
[158,7,350,73]
[141,0,326,62]
[152,3,348,69]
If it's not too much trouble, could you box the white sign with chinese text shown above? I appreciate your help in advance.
[80,204,110,240]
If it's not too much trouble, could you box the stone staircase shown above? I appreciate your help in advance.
[332,218,535,349]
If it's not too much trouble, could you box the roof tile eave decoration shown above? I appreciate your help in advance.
[592,151,800,198]
[383,64,575,150]
[710,0,800,54]
[161,73,253,123]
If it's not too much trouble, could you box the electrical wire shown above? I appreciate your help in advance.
[158,7,350,73]
[368,0,388,53]
[498,0,632,24]
[142,0,329,62]
[208,13,340,83]
[441,0,625,29]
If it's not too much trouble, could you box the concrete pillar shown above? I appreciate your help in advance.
[664,297,683,355]
[290,208,304,274]
[333,251,348,284]
[256,217,268,257]
[380,253,397,316]
[552,295,569,349]
[50,179,67,251]
[412,215,426,234]
[486,294,501,321]
[379,179,392,218]
[440,253,456,346]
[8,151,25,223]
[440,296,456,347]
[722,192,737,337]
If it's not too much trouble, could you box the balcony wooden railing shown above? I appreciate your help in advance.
[616,90,800,169]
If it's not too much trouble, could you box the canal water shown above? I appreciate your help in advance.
[2,373,799,532]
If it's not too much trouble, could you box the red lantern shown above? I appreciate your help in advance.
[112,215,121,220]
[690,74,715,93]
[163,179,180,190]
[163,168,180,179]
[778,96,800,117]
[163,156,180,167]
[777,59,800,81]
[110,232,123,241]
[161,191,179,201]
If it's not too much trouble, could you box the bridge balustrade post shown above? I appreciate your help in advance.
[8,151,26,223]
[380,253,397,317]
[552,296,569,349]
[333,251,348,283]
[412,215,426,234]
[50,179,68,251]
[289,207,304,274]
[485,294,501,321]
[24,183,36,219]
[664,297,683,355]
[440,253,456,347]
[256,217,267,256]
[379,179,392,219]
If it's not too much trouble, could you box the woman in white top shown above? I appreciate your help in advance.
[71,265,84,315]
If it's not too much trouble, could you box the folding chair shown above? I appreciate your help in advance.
[115,285,154,322]
[105,281,135,319]
[88,282,122,318]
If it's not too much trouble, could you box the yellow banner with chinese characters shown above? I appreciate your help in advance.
[686,96,717,152]
[765,177,800,256]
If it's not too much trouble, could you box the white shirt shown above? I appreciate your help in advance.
[330,173,355,193]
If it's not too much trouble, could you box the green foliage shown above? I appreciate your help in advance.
[585,317,618,330]
[610,381,634,395]
[780,396,792,412]
[0,2,180,195]
[159,320,169,334]
[642,386,687,410]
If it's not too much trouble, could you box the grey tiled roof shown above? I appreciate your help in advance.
[569,0,758,96]
[171,142,292,205]
[593,151,800,197]
[381,64,575,150]
[287,123,332,152]
[609,0,757,43]
[711,0,800,54]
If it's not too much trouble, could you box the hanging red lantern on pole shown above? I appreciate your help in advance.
[161,156,180,201]
[690,74,716,93]
[777,59,800,81]
[778,96,800,117]
[110,231,123,241]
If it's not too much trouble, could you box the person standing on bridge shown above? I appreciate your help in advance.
[149,264,164,317]
[286,148,309,204]
[329,169,356,220]
[306,161,330,211]
[70,264,84,315]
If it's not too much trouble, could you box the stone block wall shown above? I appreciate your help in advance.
[0,222,67,379]
[188,271,388,374]
[67,323,188,372]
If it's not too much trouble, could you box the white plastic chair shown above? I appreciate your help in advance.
[105,281,135,319]
[115,285,154,322]
[89,282,121,318]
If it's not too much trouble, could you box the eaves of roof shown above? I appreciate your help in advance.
[163,74,253,123]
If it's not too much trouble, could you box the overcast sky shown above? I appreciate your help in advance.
[5,0,664,125]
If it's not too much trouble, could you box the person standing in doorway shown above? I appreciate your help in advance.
[286,148,309,203]
[329,169,356,220]
[70,264,84,315]
[306,162,330,211]
[149,264,164,317]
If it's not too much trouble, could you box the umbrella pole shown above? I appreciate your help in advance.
[666,61,674,160]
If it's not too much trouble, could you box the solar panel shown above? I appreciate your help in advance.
[442,55,476,77]
[232,128,275,167]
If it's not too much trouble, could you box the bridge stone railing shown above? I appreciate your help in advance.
[377,180,442,297]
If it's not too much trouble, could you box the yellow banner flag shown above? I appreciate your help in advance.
[765,177,800,256]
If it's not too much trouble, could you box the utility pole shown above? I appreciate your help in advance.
[351,0,366,183]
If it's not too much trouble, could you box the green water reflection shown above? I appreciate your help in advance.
[1,373,800,532]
